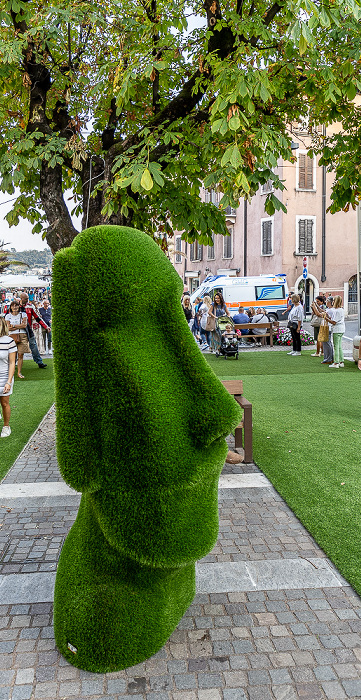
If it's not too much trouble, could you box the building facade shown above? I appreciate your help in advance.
[172,123,357,313]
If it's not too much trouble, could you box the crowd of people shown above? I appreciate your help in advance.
[0,291,52,438]
[181,291,271,353]
[182,289,348,367]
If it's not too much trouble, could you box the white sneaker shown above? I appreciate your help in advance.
[329,363,339,368]
[287,351,294,355]
[202,344,209,350]
[292,352,301,356]
[339,362,344,368]
[1,425,11,438]
[311,352,321,357]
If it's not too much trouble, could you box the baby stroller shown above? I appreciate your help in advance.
[215,316,239,360]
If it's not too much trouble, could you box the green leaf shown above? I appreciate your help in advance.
[230,145,242,168]
[228,115,241,131]
[346,83,357,101]
[299,33,307,56]
[140,168,153,191]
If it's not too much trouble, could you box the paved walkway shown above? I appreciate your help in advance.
[1,410,361,700]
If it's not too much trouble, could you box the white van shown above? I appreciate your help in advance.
[189,274,289,321]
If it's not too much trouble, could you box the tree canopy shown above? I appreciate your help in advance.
[1,0,361,252]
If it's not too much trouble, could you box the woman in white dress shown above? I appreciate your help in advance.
[0,317,17,438]
[5,300,29,379]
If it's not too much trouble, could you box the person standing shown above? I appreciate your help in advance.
[310,296,325,357]
[198,295,212,350]
[287,294,304,356]
[208,292,230,353]
[0,317,16,437]
[327,296,345,368]
[19,293,48,369]
[38,300,52,354]
[5,301,29,379]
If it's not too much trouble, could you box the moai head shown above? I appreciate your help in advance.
[52,226,241,568]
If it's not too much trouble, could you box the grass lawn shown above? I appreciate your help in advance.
[0,358,54,481]
[207,348,361,596]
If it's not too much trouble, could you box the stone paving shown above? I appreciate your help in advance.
[1,408,361,699]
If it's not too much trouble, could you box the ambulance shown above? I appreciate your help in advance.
[189,274,289,321]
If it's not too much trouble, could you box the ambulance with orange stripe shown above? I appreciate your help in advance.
[190,274,289,322]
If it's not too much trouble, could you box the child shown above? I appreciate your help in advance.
[222,324,238,348]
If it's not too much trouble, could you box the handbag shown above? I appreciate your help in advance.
[310,314,321,328]
[318,317,329,343]
[287,321,298,330]
[205,315,216,332]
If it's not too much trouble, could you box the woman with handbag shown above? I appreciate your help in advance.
[311,296,334,364]
[208,292,230,353]
[0,317,17,437]
[310,296,325,357]
[5,300,29,379]
[325,295,345,368]
[286,294,304,356]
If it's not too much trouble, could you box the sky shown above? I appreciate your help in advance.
[0,191,49,251]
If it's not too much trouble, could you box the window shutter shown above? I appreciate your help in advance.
[298,219,314,253]
[208,235,215,260]
[175,237,181,263]
[190,243,194,261]
[306,219,313,252]
[298,154,306,189]
[262,180,273,194]
[262,220,272,255]
[198,242,203,261]
[298,219,306,253]
[306,156,314,189]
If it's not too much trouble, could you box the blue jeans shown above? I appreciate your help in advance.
[29,334,43,365]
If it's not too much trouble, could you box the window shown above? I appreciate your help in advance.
[261,219,273,256]
[204,189,221,206]
[175,236,182,263]
[297,153,315,190]
[189,240,203,261]
[261,180,273,194]
[223,227,233,259]
[207,234,215,260]
[297,216,316,254]
[256,285,285,301]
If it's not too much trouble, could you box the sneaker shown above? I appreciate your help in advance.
[202,343,209,350]
[329,363,339,368]
[339,362,344,368]
[292,351,301,356]
[311,352,321,357]
[287,350,294,355]
[38,363,47,369]
[1,426,11,438]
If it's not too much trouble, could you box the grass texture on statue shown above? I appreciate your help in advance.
[52,225,242,673]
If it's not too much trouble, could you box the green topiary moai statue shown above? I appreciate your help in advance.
[52,225,242,673]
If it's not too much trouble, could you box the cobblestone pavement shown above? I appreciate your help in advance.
[1,408,361,699]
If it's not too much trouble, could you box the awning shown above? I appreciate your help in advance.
[184,270,200,278]
[0,274,50,289]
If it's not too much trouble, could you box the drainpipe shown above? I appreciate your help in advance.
[321,124,327,283]
[243,199,247,276]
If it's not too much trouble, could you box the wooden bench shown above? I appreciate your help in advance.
[233,322,278,347]
[221,380,253,463]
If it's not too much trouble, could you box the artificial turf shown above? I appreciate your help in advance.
[0,358,54,481]
[207,348,361,596]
